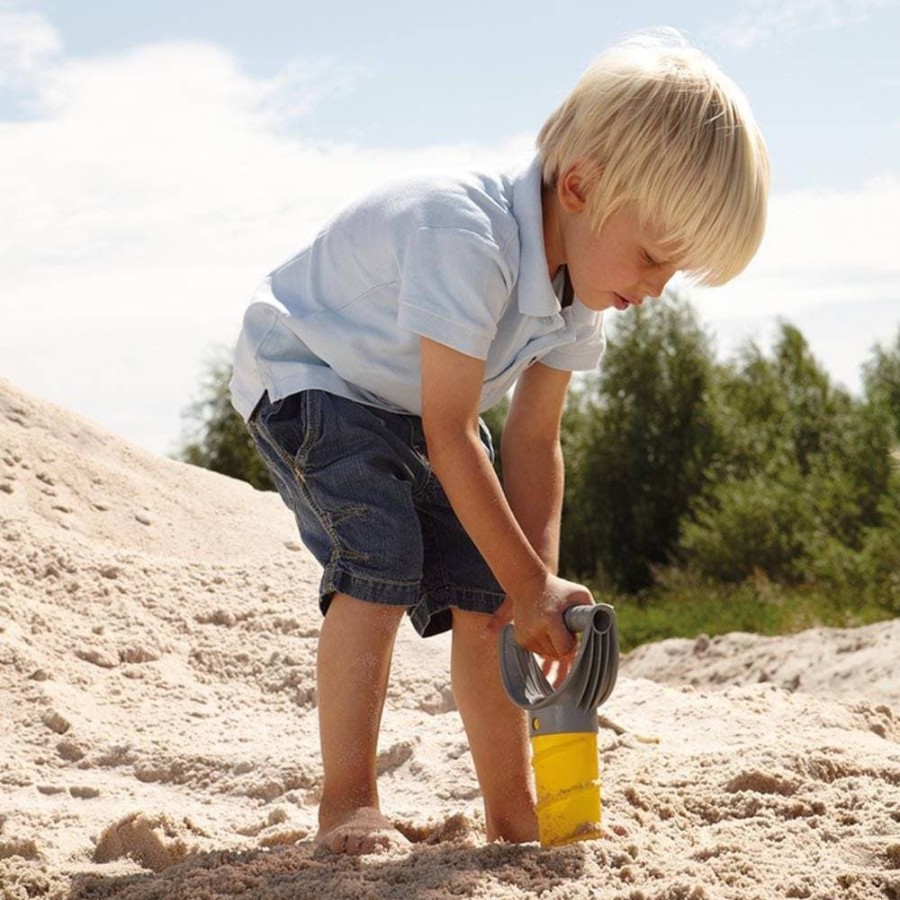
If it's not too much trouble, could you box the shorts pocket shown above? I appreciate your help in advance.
[256,391,323,473]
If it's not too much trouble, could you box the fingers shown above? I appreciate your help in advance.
[487,599,557,658]
[540,654,574,690]
[550,625,577,660]
[554,656,573,687]
[486,577,591,659]
[544,610,577,660]
[531,639,557,659]
[518,624,571,661]
[509,612,576,659]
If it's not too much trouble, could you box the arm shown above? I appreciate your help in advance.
[500,361,571,574]
[420,338,589,659]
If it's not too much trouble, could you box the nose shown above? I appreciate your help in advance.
[642,267,677,301]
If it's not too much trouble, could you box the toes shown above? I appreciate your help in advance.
[319,825,402,855]
[314,807,412,856]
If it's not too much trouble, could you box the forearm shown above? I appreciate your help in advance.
[425,425,547,599]
[500,432,564,574]
[418,340,581,653]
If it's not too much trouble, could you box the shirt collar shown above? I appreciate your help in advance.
[511,156,563,318]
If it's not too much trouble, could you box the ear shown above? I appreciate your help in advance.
[556,161,597,214]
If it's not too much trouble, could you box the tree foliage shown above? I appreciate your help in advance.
[560,294,718,592]
[682,323,895,584]
[864,329,900,441]
[179,319,900,623]
[177,353,273,491]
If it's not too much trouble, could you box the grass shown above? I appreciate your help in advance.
[587,571,897,653]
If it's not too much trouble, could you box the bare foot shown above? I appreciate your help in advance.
[314,806,411,855]
[487,813,540,845]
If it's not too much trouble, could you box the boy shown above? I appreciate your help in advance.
[230,31,769,854]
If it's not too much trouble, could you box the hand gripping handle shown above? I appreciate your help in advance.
[499,603,619,735]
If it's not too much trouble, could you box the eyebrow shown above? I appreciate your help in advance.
[641,218,682,264]
[644,238,683,267]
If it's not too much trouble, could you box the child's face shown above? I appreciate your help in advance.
[564,202,679,312]
[551,167,679,312]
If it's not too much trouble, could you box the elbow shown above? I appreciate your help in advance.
[501,425,561,463]
[421,411,447,459]
[422,414,481,474]
[422,415,456,472]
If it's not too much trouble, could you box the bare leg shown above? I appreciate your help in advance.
[314,593,410,854]
[451,608,539,843]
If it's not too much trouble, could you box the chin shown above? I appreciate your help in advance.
[585,295,617,312]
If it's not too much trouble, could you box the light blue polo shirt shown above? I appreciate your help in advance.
[229,156,606,421]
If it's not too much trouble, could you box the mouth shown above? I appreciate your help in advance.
[613,293,633,311]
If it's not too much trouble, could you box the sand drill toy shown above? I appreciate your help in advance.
[499,603,619,847]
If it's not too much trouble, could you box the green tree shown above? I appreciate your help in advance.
[858,470,900,613]
[480,395,509,481]
[680,466,815,583]
[709,323,849,481]
[682,323,895,586]
[560,293,719,592]
[864,328,900,441]
[178,353,274,491]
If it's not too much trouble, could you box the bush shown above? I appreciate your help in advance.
[177,354,273,491]
[864,328,900,441]
[560,293,719,592]
[857,472,900,613]
[680,467,816,583]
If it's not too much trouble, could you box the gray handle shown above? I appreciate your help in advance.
[563,603,614,635]
[499,601,620,735]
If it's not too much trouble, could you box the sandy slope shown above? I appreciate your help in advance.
[621,621,900,708]
[1,378,898,900]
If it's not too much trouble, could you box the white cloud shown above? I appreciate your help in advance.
[2,7,896,453]
[0,1,62,90]
[691,175,900,390]
[696,175,900,310]
[0,13,532,454]
[710,0,897,48]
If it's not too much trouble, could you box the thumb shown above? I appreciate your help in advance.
[484,596,514,639]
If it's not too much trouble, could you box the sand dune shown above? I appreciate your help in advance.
[1,378,898,900]
[621,620,900,709]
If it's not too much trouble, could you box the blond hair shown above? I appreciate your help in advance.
[537,30,769,286]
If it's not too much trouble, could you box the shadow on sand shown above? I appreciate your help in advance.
[66,835,595,900]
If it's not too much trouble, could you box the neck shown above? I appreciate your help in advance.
[541,181,565,281]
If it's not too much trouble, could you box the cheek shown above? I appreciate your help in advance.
[589,235,635,283]
[583,252,631,289]
[578,237,614,283]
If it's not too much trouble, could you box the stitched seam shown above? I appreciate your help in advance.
[252,412,296,475]
[330,280,400,314]
[397,302,492,344]
[255,396,366,566]
[328,568,421,590]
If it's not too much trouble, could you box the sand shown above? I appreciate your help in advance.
[1,376,898,900]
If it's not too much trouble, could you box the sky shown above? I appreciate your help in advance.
[2,0,899,455]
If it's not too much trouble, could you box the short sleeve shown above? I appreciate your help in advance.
[397,227,515,360]
[540,310,607,371]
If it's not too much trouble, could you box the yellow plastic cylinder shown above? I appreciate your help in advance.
[531,730,603,847]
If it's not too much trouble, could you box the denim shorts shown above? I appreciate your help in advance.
[248,390,505,637]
